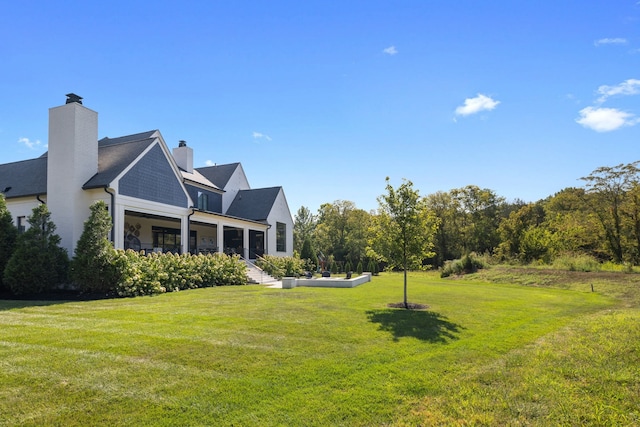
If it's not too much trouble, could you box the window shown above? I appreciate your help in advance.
[17,216,26,234]
[276,222,286,252]
[197,192,209,211]
[152,226,181,253]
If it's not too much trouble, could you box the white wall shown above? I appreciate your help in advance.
[47,101,98,255]
[5,197,42,231]
[266,188,294,257]
[222,164,250,214]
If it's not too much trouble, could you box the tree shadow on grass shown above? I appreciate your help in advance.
[366,308,463,343]
[0,289,110,311]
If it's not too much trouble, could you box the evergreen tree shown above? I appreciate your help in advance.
[299,236,318,271]
[356,261,363,275]
[3,204,69,295]
[345,260,353,273]
[71,201,117,293]
[0,194,18,289]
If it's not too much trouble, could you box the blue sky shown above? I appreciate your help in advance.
[1,1,639,214]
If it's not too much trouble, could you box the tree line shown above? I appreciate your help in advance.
[294,161,640,270]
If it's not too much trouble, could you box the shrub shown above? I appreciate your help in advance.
[0,194,18,289]
[3,204,69,294]
[441,253,488,278]
[345,261,353,273]
[356,261,363,275]
[256,254,304,279]
[330,260,338,274]
[551,253,601,272]
[299,237,318,271]
[113,251,248,297]
[71,201,117,293]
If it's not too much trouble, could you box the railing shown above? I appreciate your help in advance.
[243,255,280,284]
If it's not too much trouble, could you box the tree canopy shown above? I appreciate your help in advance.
[369,178,437,308]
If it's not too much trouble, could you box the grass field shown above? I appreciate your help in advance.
[0,270,638,426]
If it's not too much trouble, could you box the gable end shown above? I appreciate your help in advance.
[119,144,187,207]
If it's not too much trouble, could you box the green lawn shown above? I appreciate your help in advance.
[1,271,637,426]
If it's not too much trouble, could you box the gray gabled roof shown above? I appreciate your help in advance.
[83,136,156,189]
[196,163,240,189]
[225,186,282,221]
[0,131,159,197]
[0,157,48,198]
[99,130,158,147]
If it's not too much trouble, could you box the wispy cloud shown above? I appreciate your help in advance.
[204,160,215,166]
[455,94,500,117]
[383,46,398,55]
[594,37,628,47]
[576,106,639,132]
[596,79,640,103]
[18,137,42,149]
[252,131,272,142]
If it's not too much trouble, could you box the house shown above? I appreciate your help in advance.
[0,94,294,260]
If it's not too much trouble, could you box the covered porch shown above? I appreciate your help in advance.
[118,209,268,260]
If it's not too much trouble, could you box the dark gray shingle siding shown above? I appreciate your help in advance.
[119,144,187,207]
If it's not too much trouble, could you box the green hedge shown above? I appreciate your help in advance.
[255,254,305,279]
[112,250,247,297]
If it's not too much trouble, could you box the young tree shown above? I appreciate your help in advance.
[0,194,18,289]
[370,178,437,308]
[3,204,69,295]
[71,201,117,293]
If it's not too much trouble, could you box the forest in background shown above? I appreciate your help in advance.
[294,161,640,271]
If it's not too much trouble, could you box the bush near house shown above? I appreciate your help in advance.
[3,204,69,295]
[71,201,117,293]
[0,194,18,289]
[256,254,305,279]
[112,251,247,297]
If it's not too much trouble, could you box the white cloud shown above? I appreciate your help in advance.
[252,131,272,142]
[383,46,398,55]
[596,78,640,103]
[594,37,628,46]
[18,137,42,149]
[576,106,639,132]
[204,160,215,166]
[455,94,500,116]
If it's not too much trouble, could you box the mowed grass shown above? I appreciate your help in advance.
[0,270,637,426]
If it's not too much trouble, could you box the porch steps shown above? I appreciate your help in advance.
[244,262,279,285]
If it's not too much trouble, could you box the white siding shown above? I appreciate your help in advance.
[266,188,294,257]
[222,164,250,214]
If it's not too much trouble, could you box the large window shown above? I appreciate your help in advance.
[276,222,286,252]
[152,226,181,253]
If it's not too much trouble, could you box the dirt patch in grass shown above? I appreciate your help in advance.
[387,302,430,310]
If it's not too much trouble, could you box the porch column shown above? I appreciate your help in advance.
[216,221,223,253]
[181,214,189,254]
[243,227,250,259]
[113,205,125,250]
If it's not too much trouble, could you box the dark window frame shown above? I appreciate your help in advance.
[276,222,286,252]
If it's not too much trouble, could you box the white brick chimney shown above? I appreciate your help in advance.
[46,93,98,255]
[173,140,194,173]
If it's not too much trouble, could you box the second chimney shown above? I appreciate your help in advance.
[173,140,193,173]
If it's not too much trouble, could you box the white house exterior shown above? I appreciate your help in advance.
[0,94,294,259]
